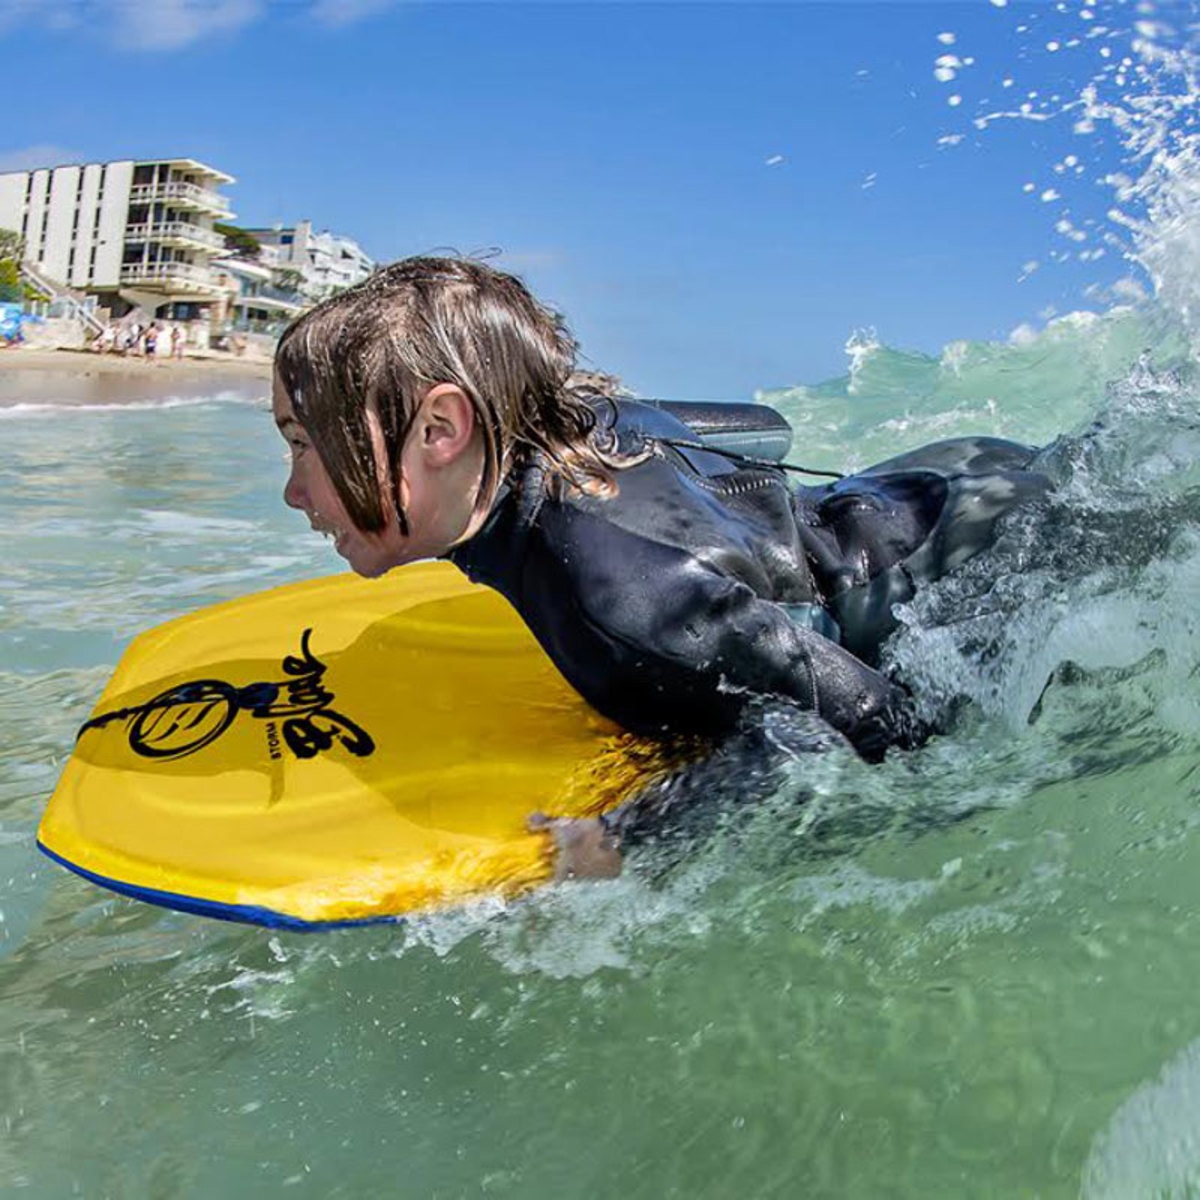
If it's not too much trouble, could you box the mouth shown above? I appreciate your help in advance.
[310,522,349,553]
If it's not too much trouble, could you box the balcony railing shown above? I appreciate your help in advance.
[230,316,290,337]
[125,221,226,251]
[239,284,306,307]
[120,261,221,290]
[128,181,233,216]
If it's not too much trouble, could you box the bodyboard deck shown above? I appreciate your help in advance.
[38,563,675,928]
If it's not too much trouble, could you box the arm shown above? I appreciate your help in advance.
[588,554,922,761]
[526,520,926,875]
[541,705,868,875]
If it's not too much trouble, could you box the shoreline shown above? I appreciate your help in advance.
[0,346,272,407]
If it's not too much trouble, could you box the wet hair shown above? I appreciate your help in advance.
[274,256,627,535]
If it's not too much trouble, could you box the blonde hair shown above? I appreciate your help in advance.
[275,256,625,535]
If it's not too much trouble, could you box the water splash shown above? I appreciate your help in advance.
[1084,1037,1200,1199]
[886,357,1200,748]
[935,0,1200,345]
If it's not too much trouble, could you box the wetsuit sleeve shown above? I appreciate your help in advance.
[580,552,922,763]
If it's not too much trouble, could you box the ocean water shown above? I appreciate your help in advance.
[7,342,1200,1199]
[6,7,1200,1199]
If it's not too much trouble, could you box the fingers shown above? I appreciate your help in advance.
[526,814,624,881]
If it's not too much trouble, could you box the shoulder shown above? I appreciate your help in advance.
[588,397,698,452]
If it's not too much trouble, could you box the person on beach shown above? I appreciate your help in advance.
[272,257,1049,875]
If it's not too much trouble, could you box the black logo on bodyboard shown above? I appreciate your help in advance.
[78,629,375,762]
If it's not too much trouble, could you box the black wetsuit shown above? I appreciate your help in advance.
[446,400,1049,760]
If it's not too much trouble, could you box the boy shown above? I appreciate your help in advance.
[274,257,1048,875]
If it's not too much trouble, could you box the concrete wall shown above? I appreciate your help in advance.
[41,164,78,284]
[0,161,134,290]
[70,163,103,289]
[25,170,49,263]
[0,173,25,238]
[94,161,133,288]
[20,315,87,350]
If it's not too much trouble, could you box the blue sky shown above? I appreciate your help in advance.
[1,0,1148,397]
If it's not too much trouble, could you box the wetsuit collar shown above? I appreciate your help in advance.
[443,457,546,587]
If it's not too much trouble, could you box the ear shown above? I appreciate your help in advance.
[414,383,478,467]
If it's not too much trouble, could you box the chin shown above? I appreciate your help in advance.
[342,535,419,579]
[341,546,390,579]
[349,558,392,580]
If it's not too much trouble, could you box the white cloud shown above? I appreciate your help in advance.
[122,0,265,51]
[309,0,397,28]
[0,0,74,35]
[0,144,83,172]
[0,0,265,50]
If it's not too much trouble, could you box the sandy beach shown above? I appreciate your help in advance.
[0,347,272,407]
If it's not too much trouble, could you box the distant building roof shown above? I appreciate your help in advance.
[135,158,236,185]
[0,156,235,185]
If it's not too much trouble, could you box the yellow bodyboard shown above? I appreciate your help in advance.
[38,562,676,928]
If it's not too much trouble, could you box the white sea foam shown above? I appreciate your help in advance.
[1083,1037,1200,1198]
[788,862,939,921]
[0,391,266,418]
[844,327,881,394]
[130,509,261,536]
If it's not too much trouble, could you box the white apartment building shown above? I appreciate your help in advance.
[245,219,374,299]
[0,157,234,319]
[210,254,306,335]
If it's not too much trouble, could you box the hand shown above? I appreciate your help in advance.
[527,814,623,881]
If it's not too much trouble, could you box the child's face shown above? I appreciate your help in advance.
[273,373,486,578]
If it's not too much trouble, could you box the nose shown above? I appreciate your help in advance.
[283,467,305,511]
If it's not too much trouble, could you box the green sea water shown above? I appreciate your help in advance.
[3,303,1200,1197]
